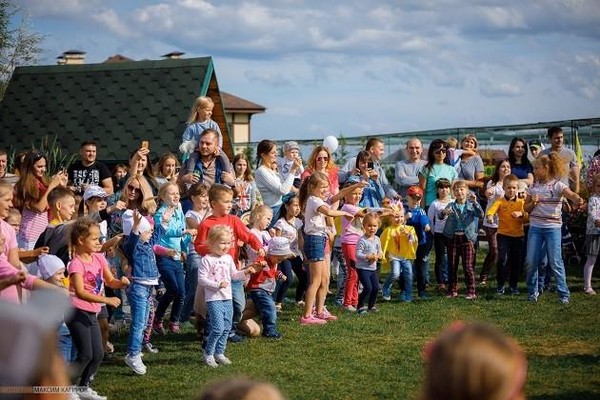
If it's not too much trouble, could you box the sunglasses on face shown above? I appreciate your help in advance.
[127,185,141,194]
[434,149,446,155]
[316,156,329,162]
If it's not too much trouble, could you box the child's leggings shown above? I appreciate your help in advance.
[342,243,359,307]
[447,234,476,296]
[357,269,379,310]
[67,308,104,387]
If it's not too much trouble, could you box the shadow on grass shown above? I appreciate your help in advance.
[530,392,599,400]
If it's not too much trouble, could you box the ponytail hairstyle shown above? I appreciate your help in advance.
[533,151,568,180]
[298,171,329,212]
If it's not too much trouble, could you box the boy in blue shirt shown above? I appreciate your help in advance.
[405,186,432,299]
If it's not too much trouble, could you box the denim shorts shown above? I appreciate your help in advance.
[304,234,327,262]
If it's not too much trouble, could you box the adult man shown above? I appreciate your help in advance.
[395,138,426,198]
[529,139,543,159]
[0,149,18,185]
[179,128,234,188]
[68,141,113,194]
[340,137,400,200]
[539,126,580,193]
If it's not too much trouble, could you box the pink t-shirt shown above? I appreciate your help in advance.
[68,253,106,313]
[340,204,364,245]
[0,259,36,303]
[0,220,28,302]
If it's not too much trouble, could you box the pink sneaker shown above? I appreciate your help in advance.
[465,294,477,300]
[169,322,181,334]
[300,315,327,325]
[316,308,338,321]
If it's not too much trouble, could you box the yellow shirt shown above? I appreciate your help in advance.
[380,224,418,261]
[486,197,527,237]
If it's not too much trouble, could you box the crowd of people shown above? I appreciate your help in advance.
[0,94,599,399]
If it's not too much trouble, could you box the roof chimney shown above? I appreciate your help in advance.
[161,51,185,60]
[59,50,86,65]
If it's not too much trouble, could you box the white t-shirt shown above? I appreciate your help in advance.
[304,195,328,236]
[273,217,303,257]
[245,228,271,265]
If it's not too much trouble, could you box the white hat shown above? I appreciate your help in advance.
[37,254,66,280]
[0,290,73,387]
[122,209,153,236]
[267,237,293,257]
[284,141,300,152]
[83,185,108,202]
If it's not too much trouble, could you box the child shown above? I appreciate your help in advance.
[198,225,255,367]
[421,321,527,400]
[182,183,211,326]
[5,208,49,265]
[381,203,417,302]
[442,180,483,299]
[486,174,527,295]
[445,137,476,169]
[524,153,584,303]
[180,96,227,165]
[112,163,128,193]
[427,178,452,290]
[480,159,511,286]
[298,172,353,324]
[405,185,432,299]
[347,150,385,208]
[121,208,168,375]
[37,254,75,364]
[245,205,273,266]
[66,217,130,400]
[247,236,292,339]
[277,141,304,189]
[583,175,600,294]
[340,183,368,312]
[195,184,265,342]
[355,212,383,314]
[232,153,259,217]
[152,182,196,334]
[272,195,306,309]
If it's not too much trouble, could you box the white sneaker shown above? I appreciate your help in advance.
[125,353,147,375]
[78,387,107,400]
[203,354,219,368]
[214,354,232,365]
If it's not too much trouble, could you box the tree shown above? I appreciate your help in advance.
[0,1,43,100]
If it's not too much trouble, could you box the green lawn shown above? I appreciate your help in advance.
[94,267,600,400]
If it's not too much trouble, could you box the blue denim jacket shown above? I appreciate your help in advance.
[122,224,165,281]
[442,200,483,242]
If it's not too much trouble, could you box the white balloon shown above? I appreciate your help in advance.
[323,135,339,153]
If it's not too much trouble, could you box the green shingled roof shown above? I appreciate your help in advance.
[0,57,233,161]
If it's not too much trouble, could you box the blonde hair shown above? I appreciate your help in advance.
[0,181,12,199]
[461,134,479,149]
[157,181,179,204]
[196,376,285,400]
[207,225,232,246]
[532,151,568,180]
[187,96,214,124]
[446,137,458,148]
[451,180,468,191]
[421,322,527,400]
[249,204,272,228]
[362,212,381,228]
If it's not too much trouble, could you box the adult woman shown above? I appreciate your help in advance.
[129,148,160,195]
[14,151,68,249]
[419,139,458,209]
[232,153,258,217]
[301,146,340,207]
[254,140,301,220]
[154,152,180,188]
[457,135,485,193]
[507,137,534,186]
[106,174,156,238]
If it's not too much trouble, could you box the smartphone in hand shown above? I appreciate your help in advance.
[141,140,149,149]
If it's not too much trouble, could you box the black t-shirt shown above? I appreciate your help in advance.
[68,160,111,190]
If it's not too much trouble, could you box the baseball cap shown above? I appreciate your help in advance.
[407,186,424,198]
[283,141,300,153]
[122,209,153,235]
[37,254,66,280]
[529,140,542,150]
[83,185,108,202]
[0,290,73,387]
[267,237,293,257]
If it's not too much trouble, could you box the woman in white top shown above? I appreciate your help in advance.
[254,140,301,224]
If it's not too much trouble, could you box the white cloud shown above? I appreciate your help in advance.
[480,80,522,97]
[92,8,136,38]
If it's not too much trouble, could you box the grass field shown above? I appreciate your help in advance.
[94,264,600,400]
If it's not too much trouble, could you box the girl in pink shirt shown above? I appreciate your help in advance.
[67,217,129,398]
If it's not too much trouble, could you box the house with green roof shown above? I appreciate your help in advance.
[0,55,258,163]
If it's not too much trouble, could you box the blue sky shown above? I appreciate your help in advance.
[15,0,600,142]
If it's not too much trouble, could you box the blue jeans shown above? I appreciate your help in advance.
[414,232,433,295]
[126,282,152,356]
[249,289,278,336]
[58,323,76,363]
[155,256,186,323]
[525,226,570,300]
[433,232,448,285]
[205,300,233,356]
[230,280,245,336]
[357,269,379,310]
[181,252,200,323]
[382,259,413,301]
